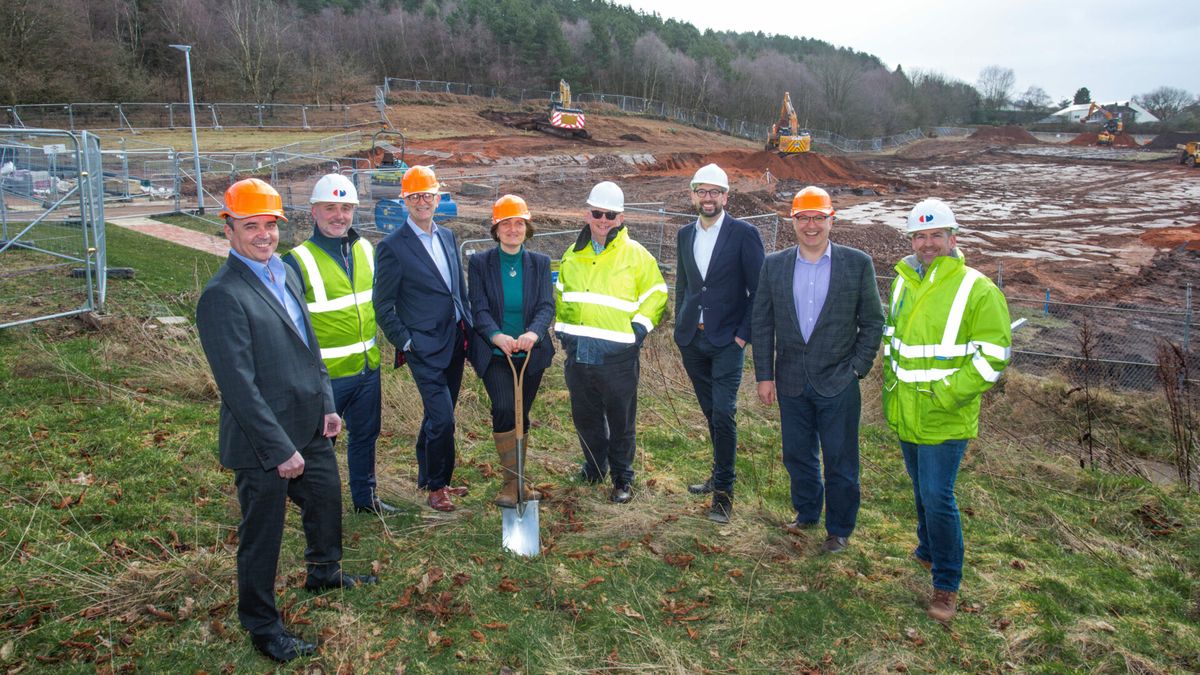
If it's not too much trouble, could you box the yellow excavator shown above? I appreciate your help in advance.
[1085,102,1124,146]
[766,92,811,154]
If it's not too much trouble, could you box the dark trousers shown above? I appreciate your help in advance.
[330,367,382,507]
[407,326,466,491]
[481,355,545,433]
[679,331,745,493]
[777,380,862,537]
[233,434,343,638]
[565,354,640,488]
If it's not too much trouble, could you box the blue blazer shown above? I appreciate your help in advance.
[466,246,556,376]
[674,215,766,347]
[373,221,471,370]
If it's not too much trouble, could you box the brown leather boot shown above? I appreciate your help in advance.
[494,431,541,507]
[927,589,958,623]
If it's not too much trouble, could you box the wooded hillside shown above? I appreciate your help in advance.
[0,0,983,136]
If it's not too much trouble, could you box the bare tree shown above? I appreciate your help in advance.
[977,65,1015,109]
[1017,85,1052,112]
[1135,86,1193,121]
[807,53,865,135]
[218,0,295,104]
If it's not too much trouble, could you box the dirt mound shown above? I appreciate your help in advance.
[619,133,647,142]
[1143,131,1200,150]
[645,150,894,188]
[1140,224,1200,251]
[969,126,1039,144]
[1068,132,1141,148]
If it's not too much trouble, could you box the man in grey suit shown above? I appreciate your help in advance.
[752,186,884,554]
[197,178,376,663]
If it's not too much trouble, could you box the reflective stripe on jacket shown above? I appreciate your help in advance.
[286,237,381,377]
[554,226,668,351]
[882,251,1011,444]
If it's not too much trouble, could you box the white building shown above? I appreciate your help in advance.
[1042,101,1160,124]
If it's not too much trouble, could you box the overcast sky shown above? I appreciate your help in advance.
[617,0,1197,104]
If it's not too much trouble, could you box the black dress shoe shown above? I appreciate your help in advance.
[688,477,714,495]
[304,572,379,593]
[251,631,316,662]
[354,499,399,515]
[609,485,632,504]
[708,491,732,523]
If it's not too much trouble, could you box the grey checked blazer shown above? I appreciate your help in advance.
[751,243,885,398]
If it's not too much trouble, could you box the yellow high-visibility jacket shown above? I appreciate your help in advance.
[882,250,1011,444]
[555,225,667,363]
[284,236,381,378]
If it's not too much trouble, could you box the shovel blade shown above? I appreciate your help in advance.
[501,500,540,557]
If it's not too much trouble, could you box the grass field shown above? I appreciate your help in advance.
[0,224,1197,672]
[93,129,359,153]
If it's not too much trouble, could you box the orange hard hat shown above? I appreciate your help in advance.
[492,194,532,224]
[219,178,287,221]
[790,186,835,216]
[400,165,440,197]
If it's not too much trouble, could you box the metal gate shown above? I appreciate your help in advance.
[0,129,107,328]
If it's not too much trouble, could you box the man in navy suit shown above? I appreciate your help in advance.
[373,166,472,512]
[197,179,376,663]
[752,186,884,554]
[674,164,766,523]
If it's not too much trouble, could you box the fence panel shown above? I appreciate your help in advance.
[1,129,107,328]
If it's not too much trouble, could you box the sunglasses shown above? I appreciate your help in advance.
[590,210,619,221]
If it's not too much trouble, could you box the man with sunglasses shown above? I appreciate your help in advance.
[752,186,883,554]
[374,165,472,513]
[555,181,668,504]
[674,164,765,523]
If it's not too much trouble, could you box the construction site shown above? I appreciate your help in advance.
[2,83,1200,672]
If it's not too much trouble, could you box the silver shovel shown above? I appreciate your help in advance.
[501,353,540,557]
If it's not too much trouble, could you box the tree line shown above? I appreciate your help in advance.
[2,0,1195,137]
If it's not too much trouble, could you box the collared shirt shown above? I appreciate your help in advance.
[792,242,831,342]
[407,217,460,321]
[692,211,725,324]
[229,248,309,347]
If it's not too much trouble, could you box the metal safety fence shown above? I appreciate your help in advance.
[1,129,107,328]
[2,102,384,132]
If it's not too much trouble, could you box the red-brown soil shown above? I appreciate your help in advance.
[1140,224,1200,251]
[1068,132,1141,148]
[643,150,895,189]
[969,126,1040,144]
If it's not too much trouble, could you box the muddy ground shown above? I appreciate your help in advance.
[296,99,1200,307]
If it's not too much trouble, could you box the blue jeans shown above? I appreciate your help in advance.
[330,367,382,508]
[778,381,861,537]
[679,332,744,493]
[900,439,968,592]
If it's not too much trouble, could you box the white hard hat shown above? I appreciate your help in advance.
[690,163,729,191]
[906,198,958,234]
[310,173,359,205]
[586,181,624,213]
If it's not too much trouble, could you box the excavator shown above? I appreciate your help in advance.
[478,79,590,139]
[1085,102,1124,146]
[766,92,811,154]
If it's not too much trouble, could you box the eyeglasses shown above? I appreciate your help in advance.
[405,192,437,203]
[693,188,725,198]
[792,214,830,224]
[590,210,619,221]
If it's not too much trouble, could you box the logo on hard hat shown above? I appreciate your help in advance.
[919,214,934,223]
[334,189,346,197]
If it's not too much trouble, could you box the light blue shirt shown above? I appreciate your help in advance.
[407,217,461,321]
[792,243,831,343]
[229,249,309,347]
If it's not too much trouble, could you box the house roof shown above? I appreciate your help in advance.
[1048,101,1160,123]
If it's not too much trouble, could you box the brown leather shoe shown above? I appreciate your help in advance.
[782,518,818,536]
[927,589,957,623]
[445,486,469,497]
[428,487,456,512]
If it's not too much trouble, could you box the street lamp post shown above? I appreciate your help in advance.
[170,44,205,215]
